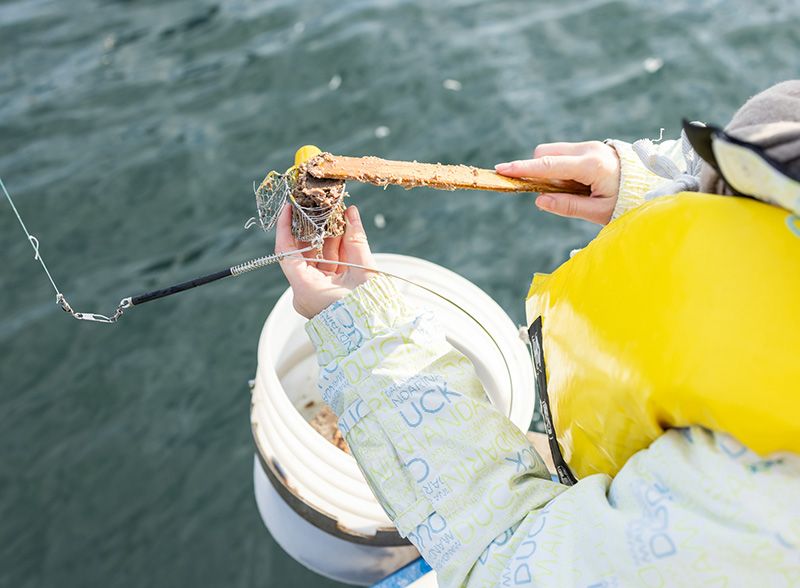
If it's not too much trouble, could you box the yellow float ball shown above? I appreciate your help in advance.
[294,145,322,167]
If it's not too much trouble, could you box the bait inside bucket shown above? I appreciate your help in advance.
[250,253,536,585]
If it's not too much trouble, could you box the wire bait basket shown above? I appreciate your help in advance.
[252,165,347,245]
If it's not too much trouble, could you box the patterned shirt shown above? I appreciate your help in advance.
[306,274,800,587]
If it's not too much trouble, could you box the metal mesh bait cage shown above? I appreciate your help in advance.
[253,165,347,244]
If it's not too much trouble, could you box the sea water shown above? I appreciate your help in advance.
[1,0,797,586]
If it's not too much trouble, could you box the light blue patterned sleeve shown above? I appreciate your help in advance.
[306,275,800,587]
[305,274,565,586]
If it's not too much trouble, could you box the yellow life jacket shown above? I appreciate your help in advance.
[525,192,800,480]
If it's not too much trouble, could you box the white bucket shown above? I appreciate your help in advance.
[251,253,535,586]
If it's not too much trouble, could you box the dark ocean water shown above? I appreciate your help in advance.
[1,0,797,586]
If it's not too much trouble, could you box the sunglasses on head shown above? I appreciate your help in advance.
[682,119,800,213]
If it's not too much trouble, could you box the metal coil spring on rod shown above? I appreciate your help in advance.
[231,243,317,277]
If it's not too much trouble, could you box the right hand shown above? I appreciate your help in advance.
[494,141,621,225]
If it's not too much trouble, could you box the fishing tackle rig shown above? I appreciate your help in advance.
[1,145,345,323]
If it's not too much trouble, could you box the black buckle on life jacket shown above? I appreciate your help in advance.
[528,317,578,486]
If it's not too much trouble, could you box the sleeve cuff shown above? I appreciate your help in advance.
[606,139,667,221]
[304,274,414,364]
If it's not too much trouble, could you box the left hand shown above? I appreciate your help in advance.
[275,203,376,319]
[495,141,620,225]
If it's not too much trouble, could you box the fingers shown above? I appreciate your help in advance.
[496,141,622,205]
[274,204,308,285]
[274,203,296,253]
[301,245,319,266]
[340,206,375,268]
[531,142,594,158]
[317,235,342,273]
[535,193,615,225]
[495,141,611,185]
[277,204,377,290]
[494,155,596,183]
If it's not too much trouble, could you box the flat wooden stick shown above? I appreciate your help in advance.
[306,153,591,195]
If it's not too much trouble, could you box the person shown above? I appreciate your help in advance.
[276,81,800,587]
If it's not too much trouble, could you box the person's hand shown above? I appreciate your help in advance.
[275,204,376,319]
[495,141,621,225]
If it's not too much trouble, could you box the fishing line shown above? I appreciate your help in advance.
[1,177,61,296]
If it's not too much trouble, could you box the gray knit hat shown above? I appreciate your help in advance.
[700,80,800,194]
